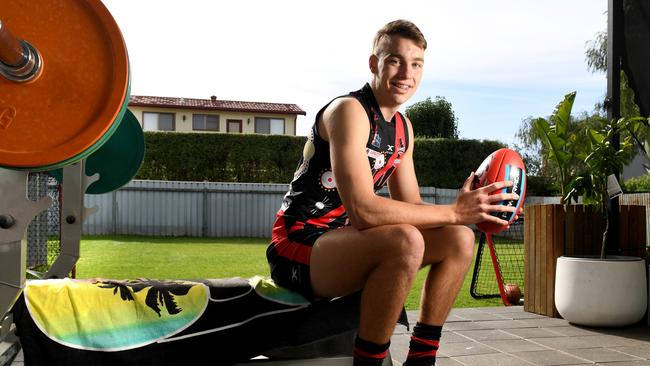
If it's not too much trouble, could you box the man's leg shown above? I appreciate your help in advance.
[404,225,475,366]
[310,223,425,360]
[419,225,475,324]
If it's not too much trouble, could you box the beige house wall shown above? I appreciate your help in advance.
[128,106,298,136]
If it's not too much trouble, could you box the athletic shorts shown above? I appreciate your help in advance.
[266,215,330,299]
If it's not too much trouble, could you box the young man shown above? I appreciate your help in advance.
[267,20,518,366]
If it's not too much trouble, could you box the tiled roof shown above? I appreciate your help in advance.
[129,95,306,116]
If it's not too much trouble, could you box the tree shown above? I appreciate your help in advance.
[514,27,646,193]
[585,30,641,118]
[515,108,606,196]
[405,97,459,138]
[585,28,649,175]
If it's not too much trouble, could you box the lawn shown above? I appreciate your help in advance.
[71,235,505,310]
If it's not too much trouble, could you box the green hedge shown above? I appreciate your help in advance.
[412,138,504,187]
[137,132,306,183]
[136,132,505,189]
[623,174,650,192]
[525,175,558,196]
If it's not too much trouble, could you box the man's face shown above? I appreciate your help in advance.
[372,35,425,107]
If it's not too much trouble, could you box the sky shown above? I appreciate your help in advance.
[101,0,608,146]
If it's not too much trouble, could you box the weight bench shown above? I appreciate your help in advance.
[10,277,407,365]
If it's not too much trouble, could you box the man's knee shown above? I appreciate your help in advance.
[454,226,475,262]
[385,224,425,272]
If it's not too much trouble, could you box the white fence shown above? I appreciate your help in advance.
[81,180,460,237]
[78,181,649,239]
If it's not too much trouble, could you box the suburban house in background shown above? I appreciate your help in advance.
[128,95,306,135]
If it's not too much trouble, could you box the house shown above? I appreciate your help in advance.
[128,95,306,136]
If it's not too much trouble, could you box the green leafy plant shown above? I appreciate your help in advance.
[564,115,648,258]
[533,92,582,203]
[535,92,649,259]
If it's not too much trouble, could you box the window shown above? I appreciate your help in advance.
[143,112,175,131]
[255,118,285,135]
[192,114,219,131]
[227,119,242,133]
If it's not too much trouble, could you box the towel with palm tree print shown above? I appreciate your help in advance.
[23,276,309,351]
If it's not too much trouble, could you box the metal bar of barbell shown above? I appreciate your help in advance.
[0,19,42,82]
[0,20,23,66]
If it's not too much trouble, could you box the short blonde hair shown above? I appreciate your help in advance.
[372,19,427,56]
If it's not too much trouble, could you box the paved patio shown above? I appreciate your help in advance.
[391,307,650,366]
[6,306,650,365]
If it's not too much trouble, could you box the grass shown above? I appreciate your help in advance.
[71,235,505,310]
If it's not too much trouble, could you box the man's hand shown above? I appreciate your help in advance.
[452,172,520,226]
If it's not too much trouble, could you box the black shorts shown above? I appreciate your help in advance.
[266,216,330,299]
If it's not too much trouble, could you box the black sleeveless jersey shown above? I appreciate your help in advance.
[276,83,410,233]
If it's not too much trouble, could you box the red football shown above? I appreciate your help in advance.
[472,148,526,233]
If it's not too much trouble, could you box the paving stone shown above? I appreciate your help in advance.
[600,327,650,343]
[442,321,489,331]
[454,329,519,342]
[473,319,535,329]
[440,331,472,344]
[563,348,643,363]
[546,326,608,337]
[392,323,411,335]
[478,306,526,314]
[503,327,567,339]
[435,357,465,366]
[449,308,482,316]
[594,361,650,366]
[390,333,410,362]
[437,341,498,357]
[512,350,593,365]
[445,314,468,323]
[532,335,638,350]
[520,317,571,328]
[508,312,553,320]
[454,312,507,322]
[453,352,536,366]
[610,345,650,359]
[481,339,550,353]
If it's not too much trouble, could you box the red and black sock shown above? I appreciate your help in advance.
[404,322,442,366]
[353,336,390,366]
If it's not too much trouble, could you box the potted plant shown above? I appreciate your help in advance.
[535,92,649,326]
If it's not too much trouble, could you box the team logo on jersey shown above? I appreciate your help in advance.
[367,148,385,170]
[319,170,337,191]
[371,132,381,148]
[397,138,406,157]
[310,196,333,215]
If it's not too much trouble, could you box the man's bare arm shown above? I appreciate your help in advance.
[321,99,517,230]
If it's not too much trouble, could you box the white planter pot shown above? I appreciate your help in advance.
[555,256,648,327]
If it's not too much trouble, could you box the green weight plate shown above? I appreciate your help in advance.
[85,109,144,194]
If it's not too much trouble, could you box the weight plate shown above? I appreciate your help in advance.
[48,109,144,194]
[85,109,144,194]
[0,0,129,170]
